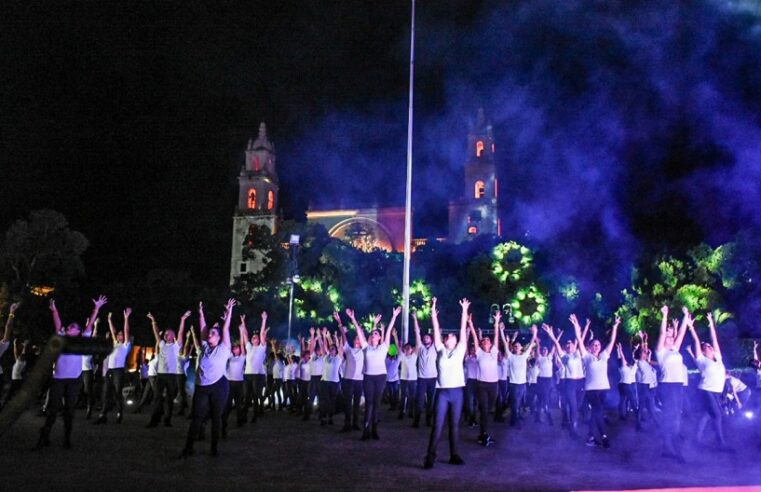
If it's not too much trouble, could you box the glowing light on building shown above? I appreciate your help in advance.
[30,285,55,296]
[247,189,257,209]
[475,180,485,199]
[267,190,274,210]
[476,140,484,157]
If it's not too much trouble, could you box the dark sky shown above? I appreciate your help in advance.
[2,1,761,293]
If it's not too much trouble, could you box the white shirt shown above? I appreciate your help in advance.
[386,357,401,382]
[82,355,94,371]
[107,342,131,370]
[11,359,26,380]
[343,344,364,380]
[498,357,508,381]
[176,353,189,376]
[583,351,610,391]
[147,357,159,377]
[157,341,180,374]
[361,341,389,376]
[401,353,418,381]
[418,345,438,379]
[696,353,725,393]
[561,352,584,379]
[729,376,747,393]
[656,348,684,383]
[537,356,554,378]
[309,353,324,378]
[54,353,83,379]
[636,359,657,385]
[475,347,499,383]
[272,359,285,379]
[619,364,637,384]
[322,355,342,383]
[298,361,311,381]
[527,364,540,384]
[244,344,267,375]
[464,355,479,380]
[197,342,231,386]
[507,352,531,384]
[226,354,245,382]
[435,342,466,389]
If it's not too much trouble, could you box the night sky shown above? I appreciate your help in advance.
[3,1,761,293]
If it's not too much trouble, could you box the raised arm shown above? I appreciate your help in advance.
[178,309,190,347]
[346,309,367,347]
[385,307,401,346]
[754,340,759,364]
[2,302,19,343]
[431,298,443,348]
[412,311,422,353]
[616,343,628,366]
[457,298,469,349]
[147,312,161,345]
[197,302,207,341]
[500,323,512,354]
[107,312,117,344]
[706,312,721,356]
[673,307,690,351]
[543,323,563,355]
[188,324,200,352]
[657,305,669,352]
[604,317,621,355]
[123,308,132,342]
[334,332,344,359]
[85,295,107,334]
[239,315,248,354]
[492,310,501,351]
[49,299,63,334]
[687,316,701,359]
[260,311,268,345]
[308,327,317,352]
[221,298,236,348]
[570,314,587,357]
[525,324,538,354]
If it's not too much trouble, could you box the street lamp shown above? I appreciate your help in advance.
[286,234,300,342]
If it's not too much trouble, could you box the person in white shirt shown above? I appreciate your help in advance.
[496,350,509,422]
[242,311,269,423]
[546,321,590,438]
[222,320,247,435]
[346,306,398,441]
[571,313,619,448]
[335,311,364,432]
[535,341,556,425]
[318,327,343,425]
[655,305,690,461]
[616,342,638,422]
[80,318,100,419]
[95,308,133,424]
[634,333,659,431]
[0,303,20,409]
[304,326,325,422]
[135,348,159,414]
[270,340,285,411]
[688,312,731,450]
[297,344,312,417]
[423,297,468,469]
[180,298,235,458]
[175,335,192,417]
[469,310,501,446]
[7,338,28,404]
[385,330,402,412]
[147,308,188,428]
[398,341,418,420]
[36,296,106,450]
[502,323,538,429]
[413,311,438,428]
[463,344,479,428]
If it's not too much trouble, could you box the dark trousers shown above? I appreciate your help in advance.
[537,377,554,423]
[285,380,298,408]
[618,383,637,418]
[400,379,417,416]
[41,377,81,442]
[586,389,607,439]
[298,379,311,416]
[697,389,727,445]
[244,374,266,420]
[509,383,526,426]
[563,378,584,433]
[319,380,339,419]
[363,374,386,426]
[415,377,437,423]
[137,375,157,410]
[464,378,478,422]
[223,380,246,430]
[266,374,275,408]
[386,380,400,409]
[342,378,363,426]
[150,373,178,425]
[307,375,321,418]
[185,377,229,453]
[659,382,683,455]
[271,379,284,408]
[477,381,498,436]
[100,368,125,416]
[176,374,188,412]
[80,370,95,410]
[636,383,657,427]
[426,387,463,459]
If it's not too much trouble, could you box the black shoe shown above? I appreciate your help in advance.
[585,437,600,447]
[116,412,123,424]
[601,436,610,449]
[33,429,51,450]
[371,425,379,440]
[423,455,435,469]
[448,455,465,465]
[85,407,92,420]
[360,426,371,441]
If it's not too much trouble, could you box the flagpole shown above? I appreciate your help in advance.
[402,0,416,345]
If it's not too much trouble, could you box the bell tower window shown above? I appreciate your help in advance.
[475,180,486,199]
[476,140,484,157]
[467,226,478,235]
[267,190,274,210]
[247,189,257,209]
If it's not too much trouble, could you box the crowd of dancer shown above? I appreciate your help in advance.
[0,296,759,467]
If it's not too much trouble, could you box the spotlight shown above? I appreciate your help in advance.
[744,410,754,420]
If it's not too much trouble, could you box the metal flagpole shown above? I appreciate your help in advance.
[402,0,416,345]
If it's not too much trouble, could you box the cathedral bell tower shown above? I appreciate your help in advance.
[448,108,501,243]
[230,122,279,284]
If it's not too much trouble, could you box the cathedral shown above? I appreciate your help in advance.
[230,110,501,283]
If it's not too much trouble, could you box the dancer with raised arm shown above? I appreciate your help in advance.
[242,311,268,423]
[335,311,364,432]
[544,323,583,438]
[36,295,106,450]
[147,309,187,428]
[319,328,342,425]
[398,332,418,420]
[180,298,236,457]
[222,316,247,436]
[413,311,438,428]
[616,342,637,422]
[469,309,500,446]
[656,306,689,461]
[535,333,556,425]
[688,312,732,451]
[423,298,468,469]
[306,326,325,422]
[95,308,132,424]
[635,332,658,431]
[0,302,19,408]
[503,323,537,429]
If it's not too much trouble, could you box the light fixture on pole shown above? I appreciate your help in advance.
[401,0,416,345]
[287,234,300,343]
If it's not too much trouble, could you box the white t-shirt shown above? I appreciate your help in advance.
[322,355,342,383]
[244,344,267,375]
[537,356,554,378]
[464,355,479,380]
[176,353,190,376]
[309,353,324,378]
[197,342,231,386]
[475,347,499,383]
[298,361,311,381]
[619,364,637,384]
[656,348,684,383]
[107,342,131,370]
[54,353,83,379]
[636,359,657,386]
[729,376,747,393]
[226,354,245,382]
[561,352,584,379]
[583,351,610,391]
[527,364,540,384]
[400,353,418,380]
[507,352,531,384]
[435,342,466,389]
[361,341,389,376]
[386,357,401,382]
[82,355,94,371]
[696,353,725,393]
[498,357,508,381]
[147,357,159,377]
[418,345,438,379]
[11,359,26,380]
[157,341,180,374]
[272,359,285,379]
[343,344,364,380]
[557,360,567,380]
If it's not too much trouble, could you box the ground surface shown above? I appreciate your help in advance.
[2,404,760,492]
